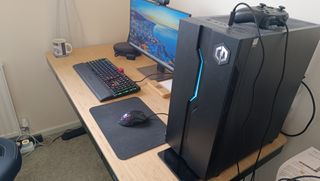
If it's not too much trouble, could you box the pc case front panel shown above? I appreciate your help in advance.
[167,18,242,178]
[180,29,241,178]
[166,20,203,155]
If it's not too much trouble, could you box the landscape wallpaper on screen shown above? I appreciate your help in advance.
[129,0,189,68]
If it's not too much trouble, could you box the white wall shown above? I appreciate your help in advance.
[0,0,129,133]
[170,0,320,24]
[169,0,320,180]
[73,0,130,46]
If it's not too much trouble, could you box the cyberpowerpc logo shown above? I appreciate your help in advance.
[214,43,230,65]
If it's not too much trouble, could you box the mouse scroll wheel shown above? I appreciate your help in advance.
[123,113,130,119]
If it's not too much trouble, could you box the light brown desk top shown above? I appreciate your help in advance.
[46,44,287,181]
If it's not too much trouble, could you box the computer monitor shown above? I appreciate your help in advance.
[129,0,190,81]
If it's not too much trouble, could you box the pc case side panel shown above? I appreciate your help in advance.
[270,26,320,138]
[207,25,320,178]
[180,28,240,178]
[166,19,202,154]
[206,33,289,178]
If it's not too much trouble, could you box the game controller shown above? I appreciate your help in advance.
[234,3,289,29]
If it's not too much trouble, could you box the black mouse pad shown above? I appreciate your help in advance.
[89,97,166,160]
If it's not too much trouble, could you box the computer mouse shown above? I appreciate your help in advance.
[119,110,148,127]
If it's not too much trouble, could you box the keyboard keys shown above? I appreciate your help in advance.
[74,58,140,101]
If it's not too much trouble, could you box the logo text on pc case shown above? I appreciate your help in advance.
[214,44,230,65]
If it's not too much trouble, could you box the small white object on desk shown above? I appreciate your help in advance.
[159,79,172,92]
[148,80,171,98]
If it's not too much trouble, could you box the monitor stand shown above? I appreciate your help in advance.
[137,63,173,82]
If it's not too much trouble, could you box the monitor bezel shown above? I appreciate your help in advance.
[128,0,191,72]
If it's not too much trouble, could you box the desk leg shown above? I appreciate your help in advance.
[81,121,119,181]
[50,69,119,181]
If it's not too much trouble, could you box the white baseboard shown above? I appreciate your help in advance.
[33,120,82,137]
[1,131,20,139]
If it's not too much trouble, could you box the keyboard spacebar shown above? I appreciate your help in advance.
[73,63,114,102]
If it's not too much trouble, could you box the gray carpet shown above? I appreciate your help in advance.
[15,134,112,181]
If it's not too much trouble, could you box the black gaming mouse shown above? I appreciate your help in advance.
[119,110,148,127]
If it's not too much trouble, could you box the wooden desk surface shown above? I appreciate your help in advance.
[46,44,287,181]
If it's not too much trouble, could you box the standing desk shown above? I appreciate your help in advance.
[46,44,287,181]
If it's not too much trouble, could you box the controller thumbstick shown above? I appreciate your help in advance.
[279,5,286,11]
[259,3,266,8]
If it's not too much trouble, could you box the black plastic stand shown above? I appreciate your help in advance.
[158,148,200,181]
[159,146,284,181]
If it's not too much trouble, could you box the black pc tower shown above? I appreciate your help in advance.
[164,16,320,179]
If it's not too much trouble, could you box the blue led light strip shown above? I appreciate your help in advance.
[190,49,204,102]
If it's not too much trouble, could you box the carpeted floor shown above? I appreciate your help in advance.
[15,134,112,181]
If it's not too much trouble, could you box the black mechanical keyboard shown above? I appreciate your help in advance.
[73,58,140,102]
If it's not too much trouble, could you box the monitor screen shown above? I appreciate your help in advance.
[129,0,190,71]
